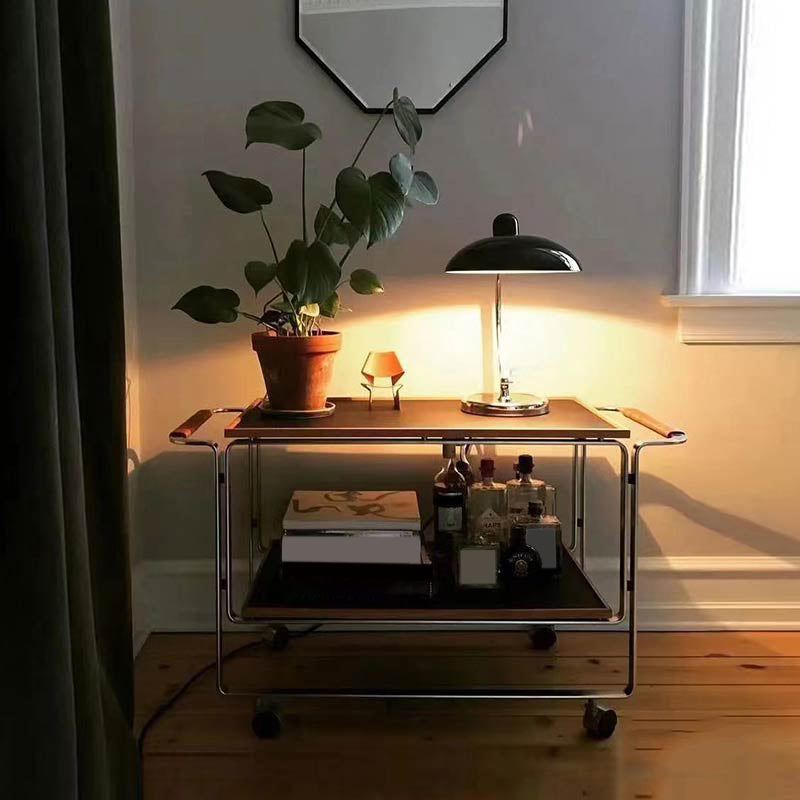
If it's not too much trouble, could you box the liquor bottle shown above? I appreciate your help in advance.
[544,484,557,517]
[456,446,475,487]
[501,513,543,589]
[468,458,507,546]
[458,458,505,589]
[506,454,546,525]
[433,444,467,559]
[519,500,563,573]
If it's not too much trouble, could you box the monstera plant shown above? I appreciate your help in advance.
[173,89,438,411]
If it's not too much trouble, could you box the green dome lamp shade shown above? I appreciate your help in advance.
[445,213,581,417]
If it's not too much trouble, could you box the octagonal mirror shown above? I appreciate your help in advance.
[296,0,508,113]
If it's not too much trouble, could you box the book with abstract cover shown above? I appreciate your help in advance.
[282,490,421,532]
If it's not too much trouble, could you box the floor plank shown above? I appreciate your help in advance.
[136,631,800,799]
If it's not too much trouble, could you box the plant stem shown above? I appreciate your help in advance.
[350,99,392,167]
[301,149,308,244]
[262,291,283,312]
[339,242,357,268]
[258,210,279,263]
[273,276,300,336]
[238,310,281,332]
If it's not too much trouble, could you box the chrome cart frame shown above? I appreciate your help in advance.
[169,401,685,738]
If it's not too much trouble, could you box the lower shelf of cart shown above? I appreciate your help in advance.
[240,540,613,622]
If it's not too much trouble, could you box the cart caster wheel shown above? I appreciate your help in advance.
[265,624,290,651]
[252,709,282,739]
[529,626,557,651]
[583,700,617,740]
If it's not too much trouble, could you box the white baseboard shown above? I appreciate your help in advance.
[132,555,800,653]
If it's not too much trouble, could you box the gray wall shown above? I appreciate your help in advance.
[126,0,800,627]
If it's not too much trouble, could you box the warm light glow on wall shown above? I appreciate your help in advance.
[146,291,670,438]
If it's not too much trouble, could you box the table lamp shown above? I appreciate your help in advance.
[445,213,581,416]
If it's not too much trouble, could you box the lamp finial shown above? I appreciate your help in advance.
[492,213,518,237]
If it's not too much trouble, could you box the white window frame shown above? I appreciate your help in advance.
[665,0,800,343]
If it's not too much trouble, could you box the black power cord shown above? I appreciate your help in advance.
[137,625,322,795]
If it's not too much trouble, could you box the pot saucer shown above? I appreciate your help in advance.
[257,399,336,419]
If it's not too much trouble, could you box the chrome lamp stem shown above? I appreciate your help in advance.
[496,274,511,402]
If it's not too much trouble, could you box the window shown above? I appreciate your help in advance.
[734,0,800,292]
[667,0,800,342]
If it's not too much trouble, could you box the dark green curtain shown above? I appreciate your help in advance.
[2,0,137,797]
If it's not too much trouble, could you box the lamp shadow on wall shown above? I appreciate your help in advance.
[637,474,800,564]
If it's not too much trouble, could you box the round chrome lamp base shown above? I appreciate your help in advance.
[460,392,550,417]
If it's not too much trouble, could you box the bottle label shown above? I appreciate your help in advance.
[437,506,463,532]
[478,508,503,537]
[511,556,531,579]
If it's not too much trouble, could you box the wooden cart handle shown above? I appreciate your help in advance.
[618,407,685,439]
[170,409,213,440]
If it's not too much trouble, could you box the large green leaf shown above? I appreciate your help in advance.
[319,291,341,319]
[389,152,413,195]
[336,168,405,248]
[342,221,362,248]
[203,171,272,213]
[335,167,371,236]
[245,101,321,150]
[407,170,439,205]
[392,88,422,154]
[303,241,341,305]
[349,269,384,295]
[367,172,405,248]
[314,204,348,246]
[278,240,308,297]
[244,260,277,295]
[315,204,362,248]
[173,286,240,323]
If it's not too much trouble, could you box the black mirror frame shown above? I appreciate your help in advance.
[294,0,508,114]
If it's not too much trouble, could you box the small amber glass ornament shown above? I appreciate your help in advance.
[361,351,404,409]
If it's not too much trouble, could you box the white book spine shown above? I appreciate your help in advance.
[281,533,422,565]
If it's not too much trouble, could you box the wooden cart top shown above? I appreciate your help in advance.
[225,397,630,440]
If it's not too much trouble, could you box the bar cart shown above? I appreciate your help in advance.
[169,397,685,740]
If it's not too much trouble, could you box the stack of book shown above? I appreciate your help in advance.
[280,490,432,601]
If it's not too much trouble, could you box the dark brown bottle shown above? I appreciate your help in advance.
[456,445,474,487]
[433,444,467,560]
[501,513,543,589]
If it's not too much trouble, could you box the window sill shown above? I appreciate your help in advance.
[662,295,800,343]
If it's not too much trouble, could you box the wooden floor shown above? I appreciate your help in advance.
[136,631,800,799]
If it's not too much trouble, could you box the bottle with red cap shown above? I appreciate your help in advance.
[467,458,507,547]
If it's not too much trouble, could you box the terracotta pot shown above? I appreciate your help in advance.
[251,331,342,411]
